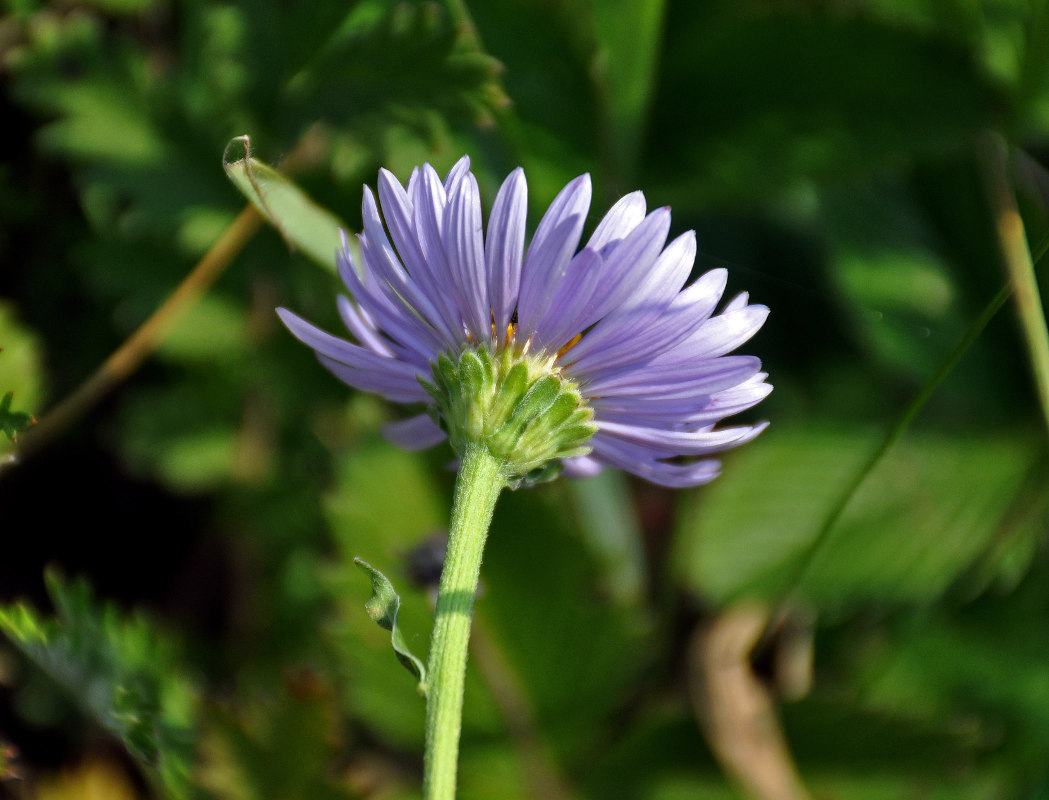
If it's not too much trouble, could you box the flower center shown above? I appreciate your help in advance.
[422,345,597,488]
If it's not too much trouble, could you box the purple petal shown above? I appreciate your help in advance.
[586,191,646,252]
[590,436,723,488]
[317,354,429,403]
[443,156,471,194]
[445,172,490,341]
[555,228,696,366]
[585,355,762,398]
[516,174,592,334]
[723,292,750,313]
[563,265,726,377]
[278,306,423,389]
[593,375,772,425]
[529,247,604,352]
[336,294,395,358]
[662,304,769,361]
[566,210,675,352]
[561,454,605,478]
[346,243,436,358]
[597,419,769,456]
[485,168,527,341]
[574,207,671,325]
[383,414,448,450]
[377,169,463,342]
[358,191,448,350]
[411,165,455,295]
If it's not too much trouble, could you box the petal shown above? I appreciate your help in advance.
[530,247,604,352]
[359,190,438,322]
[412,165,455,291]
[597,419,769,456]
[586,191,646,252]
[336,294,396,358]
[585,355,762,398]
[383,414,448,451]
[278,307,420,383]
[663,304,769,361]
[342,231,444,357]
[415,164,492,340]
[516,174,592,334]
[485,168,527,339]
[278,307,429,403]
[593,375,772,425]
[318,354,429,403]
[443,155,471,194]
[563,267,729,376]
[445,171,490,340]
[723,292,750,313]
[576,207,672,324]
[377,169,463,343]
[590,436,723,488]
[556,228,694,366]
[561,454,605,478]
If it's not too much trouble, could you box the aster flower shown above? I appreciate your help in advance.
[278,156,771,800]
[279,156,770,487]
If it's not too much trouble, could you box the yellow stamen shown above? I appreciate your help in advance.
[557,333,583,360]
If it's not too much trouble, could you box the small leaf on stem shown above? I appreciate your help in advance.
[353,557,429,697]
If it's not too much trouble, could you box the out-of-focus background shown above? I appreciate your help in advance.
[1,1,1048,798]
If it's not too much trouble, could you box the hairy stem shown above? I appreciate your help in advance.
[424,442,505,800]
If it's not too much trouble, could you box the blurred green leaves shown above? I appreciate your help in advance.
[0,305,44,452]
[323,432,443,751]
[0,391,35,443]
[677,425,1046,609]
[650,8,1004,207]
[0,570,196,798]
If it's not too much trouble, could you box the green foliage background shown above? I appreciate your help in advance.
[1,0,1048,797]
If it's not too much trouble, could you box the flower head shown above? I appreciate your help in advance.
[279,157,771,487]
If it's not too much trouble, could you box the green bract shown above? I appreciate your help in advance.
[422,345,597,488]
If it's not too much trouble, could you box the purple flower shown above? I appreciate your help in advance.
[279,157,771,487]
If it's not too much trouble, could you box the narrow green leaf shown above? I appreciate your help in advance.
[591,0,666,183]
[353,557,428,697]
[222,135,349,272]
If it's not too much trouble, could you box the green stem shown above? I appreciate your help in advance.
[424,441,506,800]
[982,137,1049,439]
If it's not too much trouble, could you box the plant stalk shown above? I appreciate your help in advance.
[423,441,505,800]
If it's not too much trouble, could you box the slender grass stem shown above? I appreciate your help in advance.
[984,138,1049,439]
[765,147,1049,619]
[3,130,327,474]
[424,442,505,800]
[769,282,1013,618]
[4,206,263,471]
